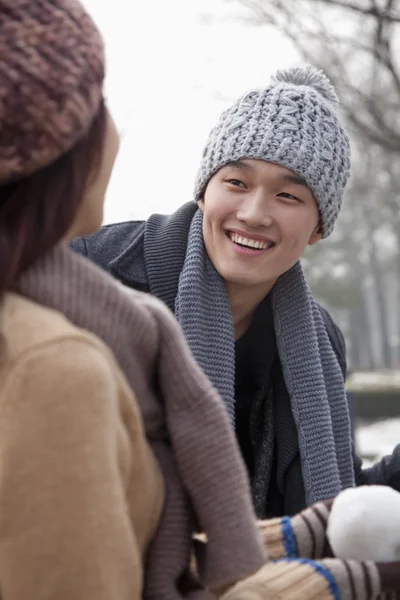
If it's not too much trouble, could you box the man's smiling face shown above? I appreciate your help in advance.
[198,159,321,295]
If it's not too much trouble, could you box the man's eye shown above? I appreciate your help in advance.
[226,179,246,188]
[278,192,302,202]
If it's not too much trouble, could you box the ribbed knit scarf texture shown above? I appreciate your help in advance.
[15,245,266,599]
[175,210,355,505]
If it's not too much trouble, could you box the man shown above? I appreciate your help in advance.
[71,65,400,518]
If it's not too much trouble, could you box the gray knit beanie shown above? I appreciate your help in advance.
[194,65,351,237]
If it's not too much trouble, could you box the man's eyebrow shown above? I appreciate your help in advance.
[222,160,253,171]
[222,161,309,188]
[282,173,309,187]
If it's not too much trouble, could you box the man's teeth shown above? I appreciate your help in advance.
[229,232,270,250]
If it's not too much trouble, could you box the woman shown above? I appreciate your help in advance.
[0,1,267,597]
[72,66,400,519]
[1,1,399,598]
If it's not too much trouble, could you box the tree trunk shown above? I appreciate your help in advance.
[348,290,375,370]
[368,240,392,368]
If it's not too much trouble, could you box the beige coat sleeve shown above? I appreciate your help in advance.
[0,336,162,600]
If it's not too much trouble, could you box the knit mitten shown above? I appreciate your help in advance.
[252,500,400,598]
[258,500,334,560]
[218,558,400,600]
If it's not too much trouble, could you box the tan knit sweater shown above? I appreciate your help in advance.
[0,293,164,599]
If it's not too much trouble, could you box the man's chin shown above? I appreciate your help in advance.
[223,273,268,288]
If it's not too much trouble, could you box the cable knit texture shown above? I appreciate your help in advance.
[0,0,104,183]
[15,245,266,599]
[194,65,351,237]
[176,210,355,506]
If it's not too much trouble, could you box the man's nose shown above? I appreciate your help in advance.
[236,192,274,228]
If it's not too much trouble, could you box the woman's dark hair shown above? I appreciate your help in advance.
[0,98,107,296]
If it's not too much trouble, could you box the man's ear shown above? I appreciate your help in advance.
[308,228,322,246]
[198,198,205,213]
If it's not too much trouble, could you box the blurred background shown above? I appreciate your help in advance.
[82,0,400,464]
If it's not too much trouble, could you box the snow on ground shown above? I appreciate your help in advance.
[356,418,400,467]
[347,370,400,391]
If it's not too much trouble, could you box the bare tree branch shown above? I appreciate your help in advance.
[228,0,400,149]
[316,0,400,21]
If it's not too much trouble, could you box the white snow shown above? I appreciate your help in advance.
[347,370,400,391]
[356,419,400,466]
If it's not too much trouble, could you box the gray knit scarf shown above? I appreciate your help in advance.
[175,210,355,505]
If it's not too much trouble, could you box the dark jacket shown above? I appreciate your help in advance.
[71,201,400,511]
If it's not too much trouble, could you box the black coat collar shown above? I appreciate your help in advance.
[108,202,197,312]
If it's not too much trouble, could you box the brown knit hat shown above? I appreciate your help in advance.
[0,0,105,184]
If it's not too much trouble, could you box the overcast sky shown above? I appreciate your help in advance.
[82,0,298,223]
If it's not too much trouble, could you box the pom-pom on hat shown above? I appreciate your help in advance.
[0,0,105,184]
[194,65,351,237]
